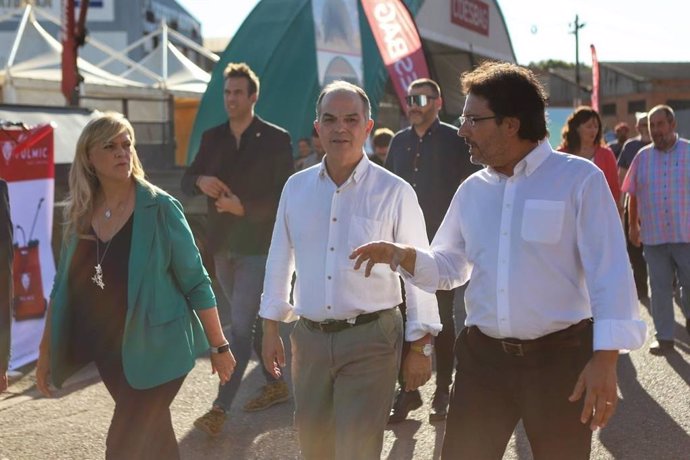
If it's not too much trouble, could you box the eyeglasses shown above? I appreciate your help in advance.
[405,94,438,107]
[457,115,498,127]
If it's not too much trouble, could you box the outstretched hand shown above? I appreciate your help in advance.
[350,241,407,277]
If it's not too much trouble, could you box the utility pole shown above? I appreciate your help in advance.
[569,14,586,106]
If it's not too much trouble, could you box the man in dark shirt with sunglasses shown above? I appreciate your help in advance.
[385,78,480,423]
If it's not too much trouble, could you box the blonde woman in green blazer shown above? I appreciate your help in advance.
[36,113,235,459]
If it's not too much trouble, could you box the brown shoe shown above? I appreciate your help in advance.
[193,407,226,436]
[243,380,290,412]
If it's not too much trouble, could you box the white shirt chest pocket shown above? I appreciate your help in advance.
[348,215,385,250]
[521,200,565,244]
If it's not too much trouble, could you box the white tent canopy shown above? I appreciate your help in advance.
[1,5,217,106]
[114,23,215,95]
[1,6,152,105]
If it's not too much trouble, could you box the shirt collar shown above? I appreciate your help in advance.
[412,118,440,139]
[653,133,679,153]
[227,116,261,140]
[318,153,371,184]
[485,140,552,181]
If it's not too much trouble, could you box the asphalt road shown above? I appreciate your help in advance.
[1,299,689,460]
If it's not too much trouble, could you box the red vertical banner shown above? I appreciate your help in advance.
[361,0,430,109]
[590,44,599,112]
[61,0,77,104]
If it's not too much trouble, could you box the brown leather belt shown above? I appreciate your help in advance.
[302,308,394,333]
[468,318,592,357]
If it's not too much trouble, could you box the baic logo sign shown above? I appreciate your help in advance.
[451,0,490,36]
[361,0,430,113]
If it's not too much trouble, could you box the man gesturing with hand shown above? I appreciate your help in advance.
[351,62,646,460]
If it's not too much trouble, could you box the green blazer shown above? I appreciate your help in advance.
[49,182,215,389]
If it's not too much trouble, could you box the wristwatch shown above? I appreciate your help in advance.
[410,343,433,357]
[210,342,230,354]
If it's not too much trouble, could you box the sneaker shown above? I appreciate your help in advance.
[193,407,226,436]
[243,380,290,412]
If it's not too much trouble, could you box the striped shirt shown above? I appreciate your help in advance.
[622,137,690,245]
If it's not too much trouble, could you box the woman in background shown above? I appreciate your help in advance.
[558,106,622,209]
[36,112,235,459]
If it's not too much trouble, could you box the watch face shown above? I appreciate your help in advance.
[423,344,433,356]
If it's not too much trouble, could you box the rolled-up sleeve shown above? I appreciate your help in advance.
[260,181,298,323]
[577,171,647,350]
[394,185,441,341]
[399,186,471,294]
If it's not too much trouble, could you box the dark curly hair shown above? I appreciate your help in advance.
[460,61,548,142]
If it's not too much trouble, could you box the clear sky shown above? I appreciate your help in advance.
[177,0,688,65]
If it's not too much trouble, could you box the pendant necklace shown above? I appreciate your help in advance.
[93,185,132,288]
[91,224,114,290]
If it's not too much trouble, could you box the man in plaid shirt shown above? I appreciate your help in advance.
[622,104,690,355]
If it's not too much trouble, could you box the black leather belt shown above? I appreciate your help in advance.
[302,309,390,333]
[469,318,592,357]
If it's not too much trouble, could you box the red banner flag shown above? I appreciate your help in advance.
[361,0,430,109]
[590,44,599,112]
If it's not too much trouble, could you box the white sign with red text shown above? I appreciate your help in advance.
[0,123,56,370]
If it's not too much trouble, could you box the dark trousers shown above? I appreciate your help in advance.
[95,356,185,460]
[442,324,593,460]
[399,287,455,391]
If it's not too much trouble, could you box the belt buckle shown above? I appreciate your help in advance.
[319,319,351,333]
[501,341,524,357]
[317,320,336,332]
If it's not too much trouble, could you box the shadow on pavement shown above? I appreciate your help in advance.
[385,419,422,460]
[598,353,690,460]
[178,322,297,460]
[1,361,102,410]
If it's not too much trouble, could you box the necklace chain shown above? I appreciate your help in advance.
[91,186,132,289]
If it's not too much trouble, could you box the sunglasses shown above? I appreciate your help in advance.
[405,94,438,107]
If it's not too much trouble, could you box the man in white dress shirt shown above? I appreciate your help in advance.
[260,81,441,460]
[351,62,646,459]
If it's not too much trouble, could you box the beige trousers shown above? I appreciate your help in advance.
[291,308,403,460]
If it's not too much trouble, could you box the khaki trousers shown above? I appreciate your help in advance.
[291,308,403,460]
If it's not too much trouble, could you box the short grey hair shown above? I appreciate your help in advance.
[315,80,371,120]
